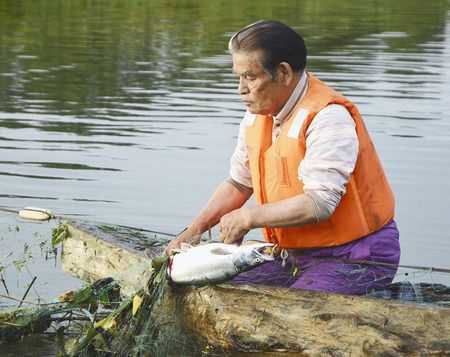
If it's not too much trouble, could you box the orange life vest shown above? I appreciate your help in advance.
[246,73,395,249]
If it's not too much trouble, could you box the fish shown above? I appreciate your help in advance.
[168,242,275,285]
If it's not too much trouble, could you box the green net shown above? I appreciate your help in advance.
[0,213,449,355]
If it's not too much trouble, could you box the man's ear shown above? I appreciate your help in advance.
[278,62,294,85]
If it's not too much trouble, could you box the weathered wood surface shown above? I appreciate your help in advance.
[62,220,171,296]
[167,284,449,355]
[62,219,450,356]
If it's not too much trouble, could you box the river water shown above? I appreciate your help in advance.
[1,0,449,355]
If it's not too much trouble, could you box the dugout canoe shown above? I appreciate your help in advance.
[61,219,450,356]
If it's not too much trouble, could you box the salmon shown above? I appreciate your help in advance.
[169,242,274,285]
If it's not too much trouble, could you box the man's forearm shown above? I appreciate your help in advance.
[164,179,251,254]
[188,179,250,235]
[242,194,317,230]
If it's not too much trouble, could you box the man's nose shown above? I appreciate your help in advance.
[238,77,249,95]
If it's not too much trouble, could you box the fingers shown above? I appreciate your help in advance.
[218,209,249,244]
[164,238,182,256]
[218,222,247,244]
[163,232,202,256]
[222,232,239,244]
[218,222,232,243]
[219,233,230,244]
[218,227,225,242]
[163,241,178,256]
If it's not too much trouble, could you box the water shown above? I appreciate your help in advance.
[1,0,450,354]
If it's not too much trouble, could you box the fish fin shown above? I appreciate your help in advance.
[210,247,234,255]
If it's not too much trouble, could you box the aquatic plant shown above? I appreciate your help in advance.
[52,223,69,247]
[65,256,171,356]
[0,252,177,356]
[0,276,121,346]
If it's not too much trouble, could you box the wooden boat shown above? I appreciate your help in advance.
[62,219,450,356]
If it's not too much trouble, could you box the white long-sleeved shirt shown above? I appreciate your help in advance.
[229,72,359,221]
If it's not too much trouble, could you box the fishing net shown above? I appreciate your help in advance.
[0,211,449,355]
[0,278,120,344]
[0,212,202,355]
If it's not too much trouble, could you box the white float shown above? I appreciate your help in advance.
[18,207,52,221]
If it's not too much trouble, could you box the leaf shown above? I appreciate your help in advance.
[59,290,75,302]
[151,256,168,270]
[95,315,117,332]
[51,223,69,247]
[72,285,93,304]
[132,295,143,317]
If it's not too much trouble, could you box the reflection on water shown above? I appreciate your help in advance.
[0,0,449,354]
[0,1,449,274]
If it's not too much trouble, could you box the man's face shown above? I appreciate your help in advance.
[232,50,289,116]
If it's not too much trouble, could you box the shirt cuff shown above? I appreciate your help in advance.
[305,190,335,221]
[227,177,253,197]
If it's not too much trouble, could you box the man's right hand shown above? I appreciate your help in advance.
[163,228,201,256]
[162,178,251,256]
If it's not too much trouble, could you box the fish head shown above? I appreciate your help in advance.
[232,243,274,271]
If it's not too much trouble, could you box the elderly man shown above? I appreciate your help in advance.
[164,20,400,295]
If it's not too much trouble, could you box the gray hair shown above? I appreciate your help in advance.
[229,20,307,79]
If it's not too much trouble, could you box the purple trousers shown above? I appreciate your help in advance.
[232,221,400,295]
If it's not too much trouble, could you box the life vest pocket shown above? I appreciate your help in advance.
[275,155,290,187]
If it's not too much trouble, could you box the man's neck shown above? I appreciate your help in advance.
[273,71,307,123]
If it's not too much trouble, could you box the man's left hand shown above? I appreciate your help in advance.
[218,208,250,244]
